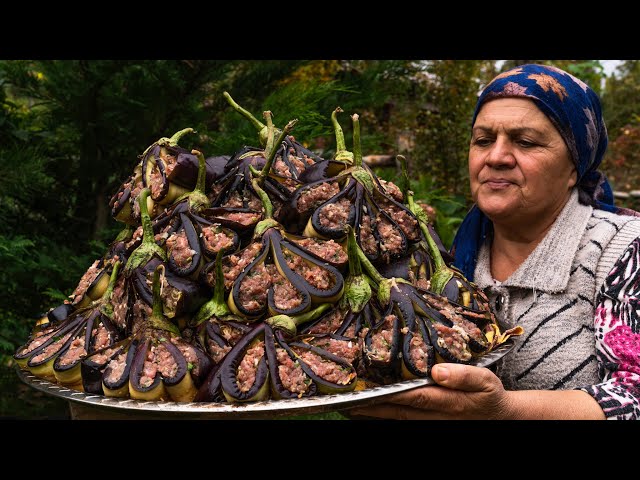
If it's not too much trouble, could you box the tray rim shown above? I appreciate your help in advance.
[17,339,514,419]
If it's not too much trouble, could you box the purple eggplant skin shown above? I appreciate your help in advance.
[161,152,229,191]
[81,341,128,395]
[402,317,434,378]
[157,339,189,388]
[128,338,163,394]
[47,303,75,324]
[185,340,214,386]
[102,338,139,392]
[277,177,342,233]
[191,214,240,259]
[297,159,346,184]
[132,257,208,318]
[363,304,402,372]
[23,317,84,368]
[287,341,357,394]
[167,213,202,277]
[264,325,317,400]
[193,364,225,403]
[309,179,357,240]
[219,323,270,402]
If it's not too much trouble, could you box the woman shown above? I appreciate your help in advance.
[352,64,640,420]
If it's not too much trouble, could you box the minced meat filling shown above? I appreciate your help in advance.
[377,198,419,240]
[112,276,128,330]
[149,165,165,199]
[369,315,396,362]
[161,153,177,177]
[238,264,276,311]
[131,300,152,330]
[222,191,244,208]
[215,242,263,290]
[201,225,234,254]
[130,180,144,217]
[89,346,120,366]
[272,271,304,311]
[170,337,200,376]
[105,351,128,383]
[218,323,247,345]
[379,179,403,202]
[284,250,335,291]
[293,347,355,385]
[21,328,58,356]
[276,348,309,395]
[31,331,74,363]
[292,238,347,264]
[297,182,340,213]
[310,337,360,364]
[70,260,101,304]
[359,215,378,255]
[92,324,111,352]
[408,331,431,373]
[58,336,86,366]
[166,231,195,268]
[307,309,346,334]
[139,343,179,388]
[237,341,265,392]
[319,198,351,230]
[434,323,471,362]
[220,211,261,226]
[207,338,232,364]
[377,216,403,254]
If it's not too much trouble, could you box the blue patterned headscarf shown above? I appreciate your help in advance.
[451,63,635,281]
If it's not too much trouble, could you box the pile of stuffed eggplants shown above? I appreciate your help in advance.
[15,95,518,404]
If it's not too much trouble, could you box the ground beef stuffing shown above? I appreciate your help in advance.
[130,300,152,331]
[293,347,355,385]
[170,337,200,376]
[31,331,74,363]
[161,153,177,177]
[379,179,403,202]
[408,330,431,373]
[166,231,195,268]
[221,191,244,208]
[220,211,261,226]
[21,328,58,356]
[359,215,378,255]
[238,264,275,311]
[272,270,304,311]
[112,276,128,330]
[89,346,120,366]
[130,180,145,218]
[377,197,419,241]
[237,341,265,392]
[319,198,351,230]
[201,225,234,254]
[292,238,347,264]
[217,242,263,289]
[207,338,232,364]
[105,351,128,383]
[70,260,101,304]
[377,216,403,254]
[310,337,360,364]
[307,309,346,334]
[368,315,396,362]
[58,336,86,366]
[149,164,165,199]
[297,182,340,213]
[434,323,471,362]
[276,347,309,395]
[218,322,247,345]
[284,249,335,291]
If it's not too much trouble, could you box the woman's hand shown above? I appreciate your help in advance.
[350,363,515,420]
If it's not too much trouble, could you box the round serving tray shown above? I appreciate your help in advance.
[17,339,514,419]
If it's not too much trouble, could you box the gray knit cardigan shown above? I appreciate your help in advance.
[473,189,640,403]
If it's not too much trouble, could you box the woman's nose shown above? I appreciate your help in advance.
[485,137,516,169]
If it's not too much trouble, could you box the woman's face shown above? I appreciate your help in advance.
[469,98,577,226]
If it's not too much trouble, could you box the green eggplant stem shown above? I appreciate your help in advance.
[352,114,362,168]
[223,91,266,132]
[151,264,164,319]
[294,303,332,326]
[263,111,276,163]
[167,128,196,146]
[193,149,207,195]
[174,148,210,212]
[332,107,347,153]
[355,244,385,286]
[103,261,121,301]
[260,118,298,181]
[397,155,411,201]
[251,177,273,220]
[191,250,230,326]
[346,225,362,277]
[139,189,155,246]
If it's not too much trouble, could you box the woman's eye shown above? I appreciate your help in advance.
[473,138,492,146]
[517,140,537,148]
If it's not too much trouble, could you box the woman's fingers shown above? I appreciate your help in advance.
[430,364,499,392]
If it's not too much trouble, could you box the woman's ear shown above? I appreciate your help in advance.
[568,166,577,189]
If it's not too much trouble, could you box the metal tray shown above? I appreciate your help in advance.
[17,339,514,419]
